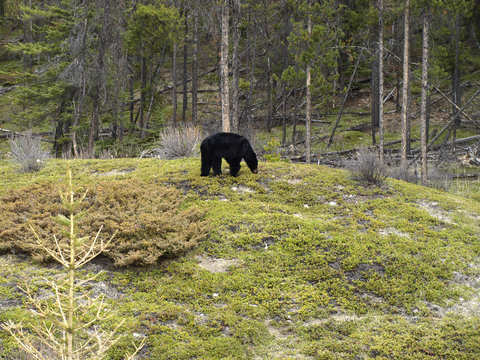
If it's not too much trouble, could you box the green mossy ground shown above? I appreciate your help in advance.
[1,157,480,359]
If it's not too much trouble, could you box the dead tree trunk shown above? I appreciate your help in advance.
[400,0,411,166]
[378,0,385,163]
[231,0,240,133]
[88,0,110,157]
[192,0,199,125]
[305,7,312,164]
[420,10,430,186]
[220,1,230,132]
[182,3,188,125]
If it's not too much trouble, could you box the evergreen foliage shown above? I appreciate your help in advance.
[1,166,144,359]
[0,176,210,266]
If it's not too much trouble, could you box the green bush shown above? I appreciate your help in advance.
[0,179,210,266]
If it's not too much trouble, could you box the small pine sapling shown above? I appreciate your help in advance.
[1,166,144,360]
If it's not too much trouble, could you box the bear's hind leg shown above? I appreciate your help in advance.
[226,157,242,177]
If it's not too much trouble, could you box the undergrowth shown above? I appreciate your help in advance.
[0,176,210,266]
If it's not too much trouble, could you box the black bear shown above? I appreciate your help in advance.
[200,132,258,177]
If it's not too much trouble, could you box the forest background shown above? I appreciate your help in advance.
[0,0,480,182]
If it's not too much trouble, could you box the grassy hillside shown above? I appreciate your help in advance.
[1,158,480,359]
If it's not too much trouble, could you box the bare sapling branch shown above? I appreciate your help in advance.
[1,165,144,359]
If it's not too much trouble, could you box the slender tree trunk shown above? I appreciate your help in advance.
[72,1,89,158]
[281,0,289,144]
[55,118,63,158]
[378,0,384,163]
[172,43,178,127]
[63,111,72,157]
[371,0,380,145]
[420,10,430,186]
[192,0,199,126]
[142,43,167,139]
[231,0,240,133]
[128,56,134,124]
[182,3,188,125]
[264,3,272,135]
[328,49,363,147]
[247,19,257,139]
[139,56,146,128]
[88,0,110,157]
[452,12,461,142]
[221,1,230,132]
[400,0,411,166]
[305,7,312,164]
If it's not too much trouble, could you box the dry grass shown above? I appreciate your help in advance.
[8,131,51,172]
[155,125,202,159]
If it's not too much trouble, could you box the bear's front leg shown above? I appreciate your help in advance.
[212,158,222,176]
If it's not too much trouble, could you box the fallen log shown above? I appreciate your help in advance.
[0,128,55,143]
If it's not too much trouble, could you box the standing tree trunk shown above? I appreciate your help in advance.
[220,1,230,132]
[452,12,461,142]
[172,43,178,127]
[264,3,272,135]
[371,0,380,146]
[247,18,257,139]
[420,10,430,186]
[128,55,134,125]
[305,7,312,164]
[378,0,384,163]
[231,0,240,133]
[281,0,289,144]
[72,2,89,158]
[139,56,146,128]
[142,43,167,139]
[400,0,411,166]
[192,0,199,125]
[88,0,110,157]
[182,3,188,125]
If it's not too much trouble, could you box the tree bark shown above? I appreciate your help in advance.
[172,43,178,127]
[182,3,188,125]
[420,10,430,186]
[220,1,230,132]
[371,2,379,146]
[400,0,410,166]
[231,0,240,133]
[192,0,199,126]
[88,0,110,157]
[327,49,363,147]
[305,7,312,164]
[247,14,257,139]
[378,0,384,163]
[142,43,167,139]
[452,12,461,140]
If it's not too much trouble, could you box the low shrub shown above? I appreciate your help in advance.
[387,160,417,184]
[155,125,202,159]
[8,131,51,172]
[345,147,387,185]
[427,167,453,191]
[0,179,210,266]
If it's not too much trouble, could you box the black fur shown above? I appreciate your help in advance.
[200,132,258,177]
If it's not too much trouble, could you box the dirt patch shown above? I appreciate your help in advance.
[417,200,456,224]
[195,256,240,273]
[378,227,410,238]
[91,168,136,177]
